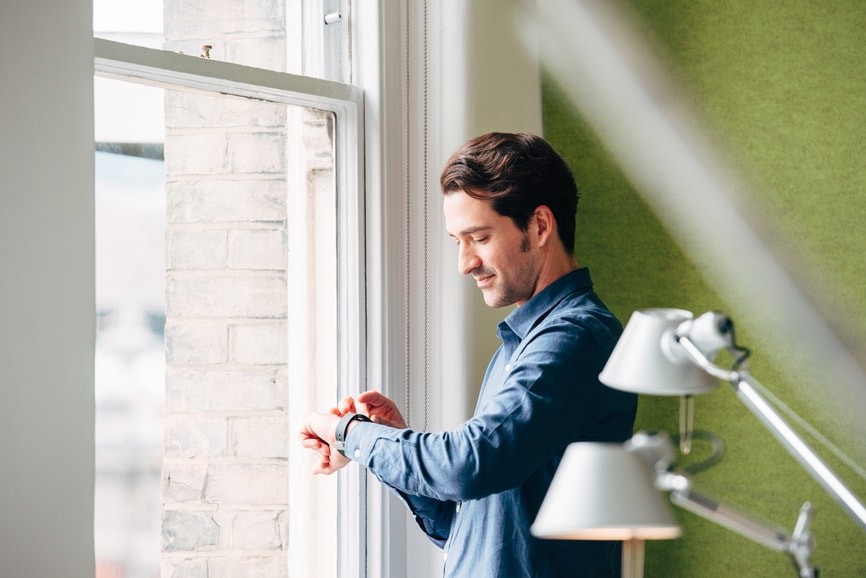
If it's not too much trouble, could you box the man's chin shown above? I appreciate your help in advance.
[480,290,509,309]
[479,290,498,308]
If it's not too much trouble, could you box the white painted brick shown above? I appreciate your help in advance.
[226,37,287,71]
[166,179,287,224]
[165,368,287,412]
[309,167,335,198]
[207,555,286,578]
[301,112,334,161]
[163,0,294,572]
[166,91,286,129]
[228,132,286,174]
[212,510,236,548]
[231,322,287,365]
[233,415,289,459]
[162,510,220,552]
[162,462,208,503]
[278,508,289,555]
[161,557,208,578]
[204,464,287,505]
[167,228,228,270]
[165,0,284,38]
[166,273,287,318]
[228,229,285,270]
[165,416,228,458]
[166,133,229,175]
[232,510,286,550]
[166,323,229,364]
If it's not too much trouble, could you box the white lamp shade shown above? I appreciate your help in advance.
[531,442,682,541]
[599,308,719,396]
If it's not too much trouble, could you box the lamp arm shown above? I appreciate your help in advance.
[677,335,866,533]
[659,472,816,578]
[733,371,866,532]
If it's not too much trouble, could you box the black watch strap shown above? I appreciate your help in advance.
[334,412,371,457]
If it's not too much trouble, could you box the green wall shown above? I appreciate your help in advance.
[544,2,866,576]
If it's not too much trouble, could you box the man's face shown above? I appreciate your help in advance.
[443,190,540,308]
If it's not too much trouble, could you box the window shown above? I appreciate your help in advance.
[94,24,364,578]
[94,78,166,578]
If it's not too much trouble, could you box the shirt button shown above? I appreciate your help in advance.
[443,552,448,562]
[353,449,360,458]
[455,503,461,513]
[505,363,512,371]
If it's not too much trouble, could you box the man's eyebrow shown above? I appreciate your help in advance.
[453,225,492,237]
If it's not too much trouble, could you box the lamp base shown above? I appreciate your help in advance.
[622,539,645,578]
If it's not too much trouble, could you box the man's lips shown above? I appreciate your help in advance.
[474,273,494,288]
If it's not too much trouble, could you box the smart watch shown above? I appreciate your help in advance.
[334,412,371,457]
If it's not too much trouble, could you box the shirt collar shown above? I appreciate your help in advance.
[500,268,593,340]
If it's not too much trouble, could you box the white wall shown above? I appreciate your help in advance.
[432,0,543,426]
[0,0,95,576]
[386,1,543,576]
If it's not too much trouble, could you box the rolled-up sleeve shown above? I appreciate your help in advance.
[344,317,610,503]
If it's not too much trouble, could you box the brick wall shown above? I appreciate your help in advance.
[161,3,319,576]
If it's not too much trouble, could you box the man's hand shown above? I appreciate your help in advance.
[298,412,350,475]
[352,390,408,429]
[299,391,407,476]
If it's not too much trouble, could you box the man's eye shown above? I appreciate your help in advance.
[473,236,488,244]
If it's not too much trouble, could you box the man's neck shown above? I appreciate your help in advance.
[528,252,580,303]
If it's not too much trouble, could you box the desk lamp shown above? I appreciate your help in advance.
[534,308,866,578]
[531,438,681,578]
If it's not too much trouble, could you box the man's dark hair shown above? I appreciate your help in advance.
[439,132,579,253]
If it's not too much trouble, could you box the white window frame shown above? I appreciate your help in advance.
[94,37,368,577]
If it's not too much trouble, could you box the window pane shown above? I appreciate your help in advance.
[93,0,163,49]
[94,78,166,578]
[95,75,340,578]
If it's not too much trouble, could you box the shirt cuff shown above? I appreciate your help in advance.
[343,420,389,462]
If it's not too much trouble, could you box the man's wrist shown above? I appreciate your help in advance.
[334,412,371,457]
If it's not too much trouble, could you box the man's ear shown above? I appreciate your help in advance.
[533,205,556,247]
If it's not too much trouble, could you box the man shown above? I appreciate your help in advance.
[299,132,638,577]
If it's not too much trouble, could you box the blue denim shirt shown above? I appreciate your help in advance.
[345,268,638,577]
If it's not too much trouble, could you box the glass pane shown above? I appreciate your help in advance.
[95,76,339,578]
[94,78,166,578]
[93,0,163,49]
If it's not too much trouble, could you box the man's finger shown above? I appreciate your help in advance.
[338,396,356,414]
[356,390,385,404]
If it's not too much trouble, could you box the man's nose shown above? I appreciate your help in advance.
[458,244,481,275]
